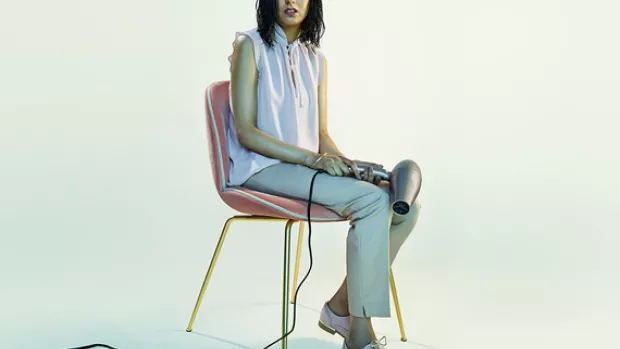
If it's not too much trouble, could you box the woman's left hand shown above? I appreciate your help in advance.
[360,166,383,185]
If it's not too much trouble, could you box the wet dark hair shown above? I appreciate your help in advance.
[255,0,325,48]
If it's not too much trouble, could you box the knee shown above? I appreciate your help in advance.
[351,184,391,219]
[362,185,391,215]
[371,186,392,213]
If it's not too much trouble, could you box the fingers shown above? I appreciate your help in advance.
[341,158,361,180]
[320,155,366,179]
[361,166,382,185]
[340,162,352,177]
[323,160,338,176]
[367,166,375,184]
[334,158,348,177]
[324,157,347,177]
[358,166,378,184]
[327,158,343,176]
[326,167,338,176]
[316,156,335,176]
[373,175,383,185]
[335,162,347,177]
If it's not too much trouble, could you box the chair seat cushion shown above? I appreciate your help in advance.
[220,187,345,222]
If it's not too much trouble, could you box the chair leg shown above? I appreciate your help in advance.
[281,220,295,349]
[186,216,236,332]
[389,268,407,342]
[290,221,304,303]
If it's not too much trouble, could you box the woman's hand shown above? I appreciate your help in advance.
[352,159,384,185]
[360,166,383,185]
[311,154,361,179]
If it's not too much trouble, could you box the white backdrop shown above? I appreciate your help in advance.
[1,1,619,349]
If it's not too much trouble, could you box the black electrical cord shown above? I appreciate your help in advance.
[262,169,324,349]
[64,169,325,349]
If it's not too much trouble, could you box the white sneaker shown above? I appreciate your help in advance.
[318,301,350,338]
[341,336,387,349]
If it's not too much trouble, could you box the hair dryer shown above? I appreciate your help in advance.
[354,159,422,216]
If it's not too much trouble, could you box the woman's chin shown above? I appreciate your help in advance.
[278,17,304,28]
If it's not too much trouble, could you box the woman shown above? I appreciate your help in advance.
[227,1,422,348]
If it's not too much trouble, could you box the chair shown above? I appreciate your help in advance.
[185,81,409,348]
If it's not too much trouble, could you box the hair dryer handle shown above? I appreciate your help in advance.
[354,162,390,180]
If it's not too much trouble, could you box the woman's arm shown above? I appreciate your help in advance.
[318,56,382,183]
[317,57,346,157]
[230,34,319,167]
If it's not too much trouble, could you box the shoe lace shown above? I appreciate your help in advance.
[371,336,387,348]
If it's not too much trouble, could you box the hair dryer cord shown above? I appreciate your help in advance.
[262,169,323,348]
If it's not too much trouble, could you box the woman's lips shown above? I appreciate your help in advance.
[284,8,298,15]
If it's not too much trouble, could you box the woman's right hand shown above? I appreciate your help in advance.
[310,154,361,179]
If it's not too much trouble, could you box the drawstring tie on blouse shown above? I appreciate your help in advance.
[274,24,304,107]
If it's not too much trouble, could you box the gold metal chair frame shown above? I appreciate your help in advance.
[186,215,408,349]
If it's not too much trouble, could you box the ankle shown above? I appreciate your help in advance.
[327,298,349,317]
[347,317,372,349]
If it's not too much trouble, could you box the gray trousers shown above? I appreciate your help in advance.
[243,163,421,318]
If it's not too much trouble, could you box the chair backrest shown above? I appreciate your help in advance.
[204,80,231,193]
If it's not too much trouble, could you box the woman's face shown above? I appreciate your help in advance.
[276,0,310,28]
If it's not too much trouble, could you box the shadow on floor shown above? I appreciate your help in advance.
[187,331,442,349]
[188,331,339,349]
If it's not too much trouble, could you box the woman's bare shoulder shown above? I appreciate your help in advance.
[234,33,253,50]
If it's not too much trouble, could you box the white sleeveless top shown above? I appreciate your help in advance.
[225,24,325,186]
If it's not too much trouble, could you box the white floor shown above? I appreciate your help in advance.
[2,212,618,349]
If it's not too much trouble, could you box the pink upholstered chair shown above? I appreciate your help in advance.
[185,81,408,348]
